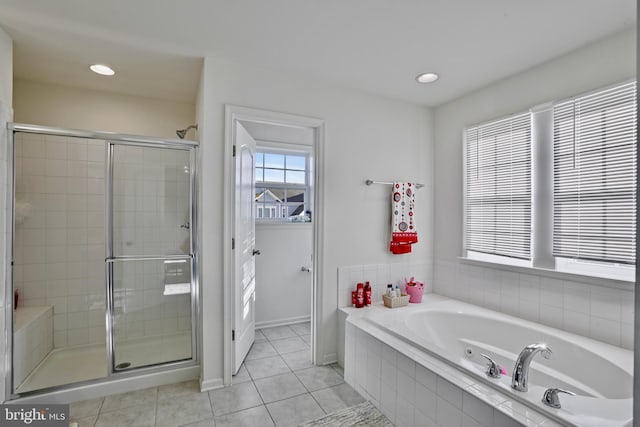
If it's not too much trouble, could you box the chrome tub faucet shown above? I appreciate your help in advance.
[512,343,553,392]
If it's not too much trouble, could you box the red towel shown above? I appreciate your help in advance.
[390,182,418,254]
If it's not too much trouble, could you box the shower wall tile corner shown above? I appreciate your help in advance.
[433,259,634,350]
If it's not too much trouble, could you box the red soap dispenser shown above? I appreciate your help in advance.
[356,283,364,308]
[364,282,372,306]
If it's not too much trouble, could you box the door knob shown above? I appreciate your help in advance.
[301,266,312,272]
[252,249,261,256]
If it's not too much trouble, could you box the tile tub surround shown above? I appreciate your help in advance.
[337,261,433,309]
[344,314,565,427]
[434,260,634,350]
[336,261,432,369]
[67,322,365,427]
[13,306,53,389]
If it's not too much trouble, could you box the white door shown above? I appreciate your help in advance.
[233,121,257,374]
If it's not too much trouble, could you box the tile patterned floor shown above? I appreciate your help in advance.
[69,322,365,427]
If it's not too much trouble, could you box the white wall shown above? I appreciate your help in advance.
[198,57,434,387]
[255,224,312,328]
[0,24,13,404]
[13,79,195,139]
[433,29,636,348]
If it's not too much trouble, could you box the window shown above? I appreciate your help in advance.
[464,113,532,261]
[255,150,311,222]
[553,82,637,265]
[463,81,637,280]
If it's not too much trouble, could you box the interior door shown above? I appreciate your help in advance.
[233,122,257,374]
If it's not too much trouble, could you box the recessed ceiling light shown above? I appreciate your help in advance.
[416,72,439,83]
[90,64,115,76]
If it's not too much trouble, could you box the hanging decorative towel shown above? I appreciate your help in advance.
[390,182,418,254]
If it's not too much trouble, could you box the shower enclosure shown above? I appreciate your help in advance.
[7,124,198,397]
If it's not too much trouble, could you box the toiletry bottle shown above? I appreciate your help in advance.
[351,291,357,307]
[356,283,364,308]
[364,282,371,306]
[395,285,401,297]
[386,284,393,296]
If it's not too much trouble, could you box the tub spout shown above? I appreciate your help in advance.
[511,343,552,392]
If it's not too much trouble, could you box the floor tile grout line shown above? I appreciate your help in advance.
[262,399,279,427]
[260,389,310,406]
[307,388,329,415]
[205,386,216,420]
[210,401,264,419]
[153,395,159,427]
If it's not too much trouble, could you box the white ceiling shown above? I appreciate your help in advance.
[0,0,635,106]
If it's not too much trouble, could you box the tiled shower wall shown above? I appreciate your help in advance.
[12,133,192,350]
[13,132,107,348]
[434,260,634,350]
[111,144,192,342]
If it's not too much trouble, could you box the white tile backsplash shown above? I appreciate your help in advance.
[434,259,634,349]
[337,260,432,308]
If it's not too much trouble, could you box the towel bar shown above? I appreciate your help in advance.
[365,179,424,189]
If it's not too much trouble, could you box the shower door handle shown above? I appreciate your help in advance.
[252,249,261,256]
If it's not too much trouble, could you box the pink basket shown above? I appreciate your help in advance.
[404,282,424,303]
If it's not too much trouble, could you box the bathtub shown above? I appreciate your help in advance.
[343,294,632,427]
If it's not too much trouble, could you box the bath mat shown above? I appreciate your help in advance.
[299,401,393,427]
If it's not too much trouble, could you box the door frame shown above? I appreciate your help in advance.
[223,105,325,385]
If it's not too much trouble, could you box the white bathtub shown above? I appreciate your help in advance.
[344,294,632,427]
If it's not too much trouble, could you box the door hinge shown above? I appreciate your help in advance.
[232,238,235,250]
[233,145,236,157]
[232,330,235,341]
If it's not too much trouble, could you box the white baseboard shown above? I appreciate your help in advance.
[256,315,310,330]
[200,377,224,392]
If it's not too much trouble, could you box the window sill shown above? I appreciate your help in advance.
[457,256,634,291]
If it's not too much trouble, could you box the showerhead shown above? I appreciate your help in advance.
[176,124,198,139]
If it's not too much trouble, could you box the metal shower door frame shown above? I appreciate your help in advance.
[105,139,199,375]
[5,123,199,399]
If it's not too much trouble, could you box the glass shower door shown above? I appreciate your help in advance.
[107,142,195,371]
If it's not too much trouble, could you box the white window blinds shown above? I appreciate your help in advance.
[465,113,532,260]
[553,82,637,265]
